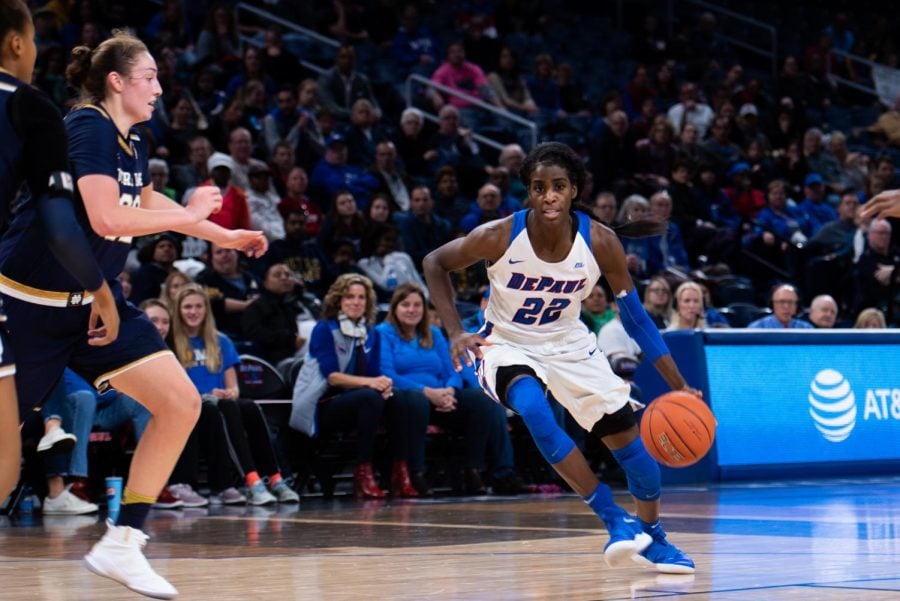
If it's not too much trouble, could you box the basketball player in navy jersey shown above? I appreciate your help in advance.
[0,30,266,599]
[424,142,699,574]
[0,0,121,503]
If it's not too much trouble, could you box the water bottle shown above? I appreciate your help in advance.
[385,266,398,290]
[19,486,33,515]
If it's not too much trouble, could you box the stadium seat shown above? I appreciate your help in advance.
[237,355,287,400]
[719,303,772,328]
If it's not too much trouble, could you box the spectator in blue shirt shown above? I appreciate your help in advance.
[391,5,440,77]
[309,134,380,210]
[747,284,814,329]
[798,173,838,236]
[377,284,519,496]
[171,285,298,504]
[290,274,421,499]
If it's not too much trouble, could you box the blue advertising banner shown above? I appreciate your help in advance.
[706,344,900,467]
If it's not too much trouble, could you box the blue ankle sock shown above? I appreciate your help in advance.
[640,518,663,538]
[582,482,616,518]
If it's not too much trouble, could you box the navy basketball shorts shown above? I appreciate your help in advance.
[2,295,170,418]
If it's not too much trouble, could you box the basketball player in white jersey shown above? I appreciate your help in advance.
[424,142,700,573]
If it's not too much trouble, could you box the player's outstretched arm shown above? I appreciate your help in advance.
[142,188,268,258]
[590,223,700,396]
[859,189,900,220]
[423,221,507,370]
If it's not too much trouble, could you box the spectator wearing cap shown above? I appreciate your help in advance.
[317,44,381,122]
[309,133,380,210]
[723,162,765,220]
[246,163,285,242]
[798,172,838,236]
[131,233,182,304]
[734,103,770,151]
[747,284,814,329]
[195,152,251,232]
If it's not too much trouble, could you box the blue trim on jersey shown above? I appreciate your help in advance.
[509,210,592,249]
[509,210,528,245]
[575,210,592,247]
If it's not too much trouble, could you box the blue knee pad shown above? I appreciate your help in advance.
[507,377,574,465]
[610,437,661,501]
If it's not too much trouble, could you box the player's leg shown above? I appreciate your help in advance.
[83,353,199,600]
[497,365,651,566]
[0,376,20,503]
[597,414,695,574]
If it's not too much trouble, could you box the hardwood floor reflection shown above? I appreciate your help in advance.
[1,477,899,600]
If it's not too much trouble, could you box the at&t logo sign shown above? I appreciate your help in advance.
[808,369,900,443]
[808,369,856,443]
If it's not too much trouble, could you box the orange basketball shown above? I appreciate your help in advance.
[640,391,717,468]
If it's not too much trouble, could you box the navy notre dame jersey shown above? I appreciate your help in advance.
[0,70,26,228]
[0,104,148,294]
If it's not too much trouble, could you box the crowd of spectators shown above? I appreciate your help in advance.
[14,0,900,508]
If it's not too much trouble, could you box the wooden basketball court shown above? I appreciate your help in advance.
[1,476,899,600]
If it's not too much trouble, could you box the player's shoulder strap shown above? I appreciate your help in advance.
[509,209,529,246]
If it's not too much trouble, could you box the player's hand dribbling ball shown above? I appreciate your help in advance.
[640,391,717,468]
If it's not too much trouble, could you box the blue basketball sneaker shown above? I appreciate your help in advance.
[632,527,695,574]
[601,508,652,567]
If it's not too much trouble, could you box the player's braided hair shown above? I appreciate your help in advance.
[520,142,666,238]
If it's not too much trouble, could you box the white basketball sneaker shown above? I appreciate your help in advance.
[84,520,178,599]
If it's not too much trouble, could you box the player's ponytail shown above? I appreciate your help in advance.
[573,200,668,238]
[66,29,149,104]
[65,45,94,98]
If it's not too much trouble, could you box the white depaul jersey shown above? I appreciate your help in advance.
[483,210,600,346]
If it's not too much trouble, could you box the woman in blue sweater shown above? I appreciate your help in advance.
[290,274,417,499]
[376,283,518,496]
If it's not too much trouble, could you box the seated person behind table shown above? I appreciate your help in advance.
[746,283,813,329]
[665,281,706,331]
